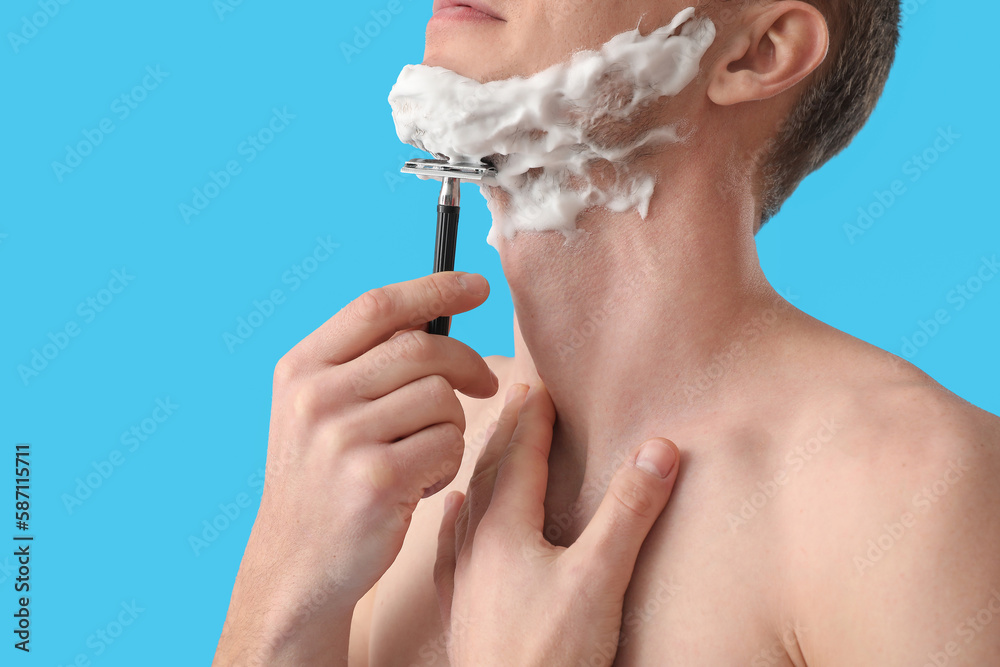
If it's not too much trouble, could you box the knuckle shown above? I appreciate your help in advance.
[419,452,460,493]
[355,287,396,324]
[520,533,550,562]
[411,275,460,327]
[449,402,468,435]
[348,364,376,397]
[353,451,402,503]
[290,381,326,421]
[425,276,451,311]
[395,329,434,363]
[375,499,416,535]
[423,374,456,407]
[435,422,466,454]
[273,353,302,388]
[611,476,659,520]
[315,415,360,461]
[417,424,465,494]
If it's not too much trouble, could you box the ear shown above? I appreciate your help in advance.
[707,1,829,106]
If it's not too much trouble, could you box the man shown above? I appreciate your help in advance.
[363,0,1000,663]
[219,0,1000,665]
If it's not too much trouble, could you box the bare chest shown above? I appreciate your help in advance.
[540,473,801,667]
[369,404,807,667]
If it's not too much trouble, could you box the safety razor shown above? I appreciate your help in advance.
[400,158,497,336]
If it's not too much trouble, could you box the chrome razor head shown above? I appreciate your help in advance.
[401,158,497,182]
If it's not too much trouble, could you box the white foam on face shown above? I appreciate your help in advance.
[388,7,716,246]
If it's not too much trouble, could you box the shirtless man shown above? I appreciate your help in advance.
[215,0,1000,665]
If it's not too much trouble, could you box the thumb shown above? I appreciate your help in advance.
[570,439,679,585]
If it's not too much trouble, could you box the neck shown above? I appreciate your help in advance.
[496,159,796,470]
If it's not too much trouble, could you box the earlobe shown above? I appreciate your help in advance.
[707,1,829,107]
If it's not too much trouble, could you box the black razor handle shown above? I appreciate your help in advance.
[429,204,460,336]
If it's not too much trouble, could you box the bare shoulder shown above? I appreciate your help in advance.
[813,336,999,472]
[774,316,999,467]
[782,341,1000,665]
[795,331,1000,539]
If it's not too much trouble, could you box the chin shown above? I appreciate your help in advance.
[422,32,515,82]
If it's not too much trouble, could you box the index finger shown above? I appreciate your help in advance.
[295,272,490,366]
[485,383,557,532]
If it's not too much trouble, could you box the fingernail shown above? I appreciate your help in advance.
[505,383,527,406]
[457,273,488,296]
[635,439,677,479]
[444,491,459,512]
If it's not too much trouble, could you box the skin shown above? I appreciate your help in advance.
[435,384,681,666]
[217,0,1000,665]
[213,274,502,666]
[360,0,1000,666]
[212,272,678,667]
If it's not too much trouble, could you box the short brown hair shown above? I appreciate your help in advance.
[701,0,902,229]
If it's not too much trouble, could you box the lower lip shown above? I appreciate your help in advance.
[430,6,503,23]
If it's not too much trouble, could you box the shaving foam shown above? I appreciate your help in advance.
[388,7,716,245]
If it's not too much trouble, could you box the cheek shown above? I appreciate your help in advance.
[497,2,625,77]
[546,0,695,49]
[519,1,681,75]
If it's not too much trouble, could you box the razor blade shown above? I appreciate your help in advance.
[401,158,497,182]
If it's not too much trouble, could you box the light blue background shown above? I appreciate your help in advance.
[1,0,996,664]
